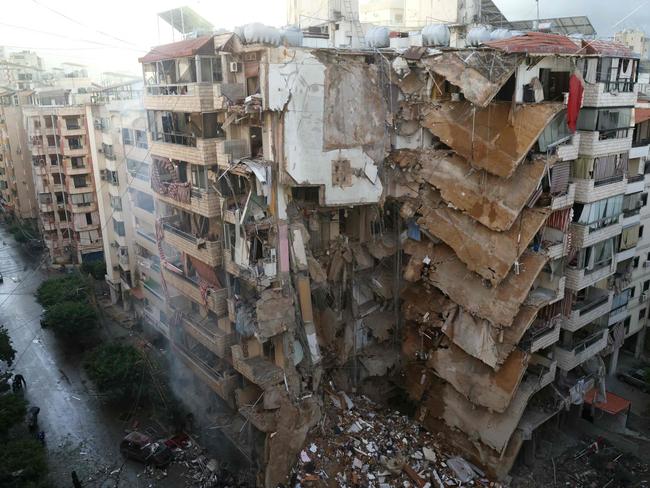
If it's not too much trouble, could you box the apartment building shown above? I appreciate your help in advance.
[0,90,38,222]
[134,28,649,484]
[24,80,104,265]
[86,81,154,312]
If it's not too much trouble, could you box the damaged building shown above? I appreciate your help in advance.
[134,25,647,485]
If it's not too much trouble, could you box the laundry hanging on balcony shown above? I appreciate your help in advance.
[151,157,191,204]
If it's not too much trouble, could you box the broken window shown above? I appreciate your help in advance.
[71,193,93,206]
[538,112,572,152]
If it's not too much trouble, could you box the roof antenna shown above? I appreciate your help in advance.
[535,0,541,30]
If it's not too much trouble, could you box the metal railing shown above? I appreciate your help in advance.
[598,128,630,141]
[152,131,196,147]
[163,222,198,244]
[601,80,635,92]
[572,293,609,315]
[146,84,195,96]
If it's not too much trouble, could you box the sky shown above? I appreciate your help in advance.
[0,0,648,75]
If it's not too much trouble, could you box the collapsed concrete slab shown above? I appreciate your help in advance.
[402,283,540,369]
[420,375,537,454]
[426,344,528,412]
[389,149,547,231]
[422,51,519,107]
[404,241,547,327]
[420,101,564,178]
[417,190,550,285]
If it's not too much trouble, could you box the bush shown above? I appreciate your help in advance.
[85,342,149,402]
[0,438,48,487]
[80,260,106,281]
[41,302,97,338]
[0,326,16,367]
[0,393,26,437]
[36,275,89,308]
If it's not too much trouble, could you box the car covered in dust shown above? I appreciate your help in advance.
[119,431,172,467]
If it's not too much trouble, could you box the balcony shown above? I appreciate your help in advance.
[144,83,218,112]
[63,161,90,175]
[162,221,223,267]
[569,218,623,250]
[154,187,222,219]
[181,311,233,358]
[172,343,238,405]
[65,181,91,195]
[523,316,562,353]
[573,177,627,204]
[118,253,130,270]
[629,144,649,160]
[555,328,608,372]
[578,130,632,158]
[128,174,151,194]
[550,183,576,211]
[582,82,637,108]
[135,229,158,254]
[564,290,612,332]
[162,267,227,316]
[530,271,566,306]
[626,174,645,194]
[527,354,558,391]
[61,144,86,157]
[556,134,580,162]
[150,133,219,166]
[238,403,278,433]
[231,345,284,390]
[214,83,246,109]
[565,260,616,292]
[132,205,154,225]
[608,304,631,326]
[143,278,165,302]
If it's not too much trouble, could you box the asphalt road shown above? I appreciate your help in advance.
[0,224,183,487]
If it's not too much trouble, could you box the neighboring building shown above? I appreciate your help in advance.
[24,74,104,264]
[0,90,38,222]
[616,29,650,59]
[288,0,360,28]
[360,0,481,29]
[87,81,151,310]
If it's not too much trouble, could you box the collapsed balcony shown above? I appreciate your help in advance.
[231,344,284,390]
[555,323,609,371]
[159,208,223,267]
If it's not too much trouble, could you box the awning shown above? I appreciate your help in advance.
[584,388,631,415]
[138,35,214,63]
[636,108,650,125]
[130,287,145,300]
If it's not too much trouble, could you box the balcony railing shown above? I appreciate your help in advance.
[599,128,630,141]
[146,84,193,96]
[602,80,635,92]
[152,131,196,147]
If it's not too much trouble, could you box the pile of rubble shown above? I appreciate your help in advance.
[291,392,502,487]
[513,439,650,488]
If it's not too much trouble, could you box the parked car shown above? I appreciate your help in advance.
[617,368,650,393]
[119,431,172,467]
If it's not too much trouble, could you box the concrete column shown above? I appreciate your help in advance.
[523,434,536,466]
[609,346,620,376]
[635,326,647,359]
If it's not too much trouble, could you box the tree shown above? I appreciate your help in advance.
[36,275,89,308]
[85,342,149,402]
[0,393,26,436]
[80,260,106,281]
[0,438,48,488]
[41,302,97,338]
[0,326,16,367]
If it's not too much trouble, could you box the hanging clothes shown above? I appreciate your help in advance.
[567,73,584,133]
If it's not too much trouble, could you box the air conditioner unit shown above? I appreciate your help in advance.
[229,62,240,73]
[642,292,648,302]
[644,261,650,268]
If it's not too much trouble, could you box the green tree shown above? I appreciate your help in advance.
[80,260,106,281]
[0,438,48,487]
[0,326,16,367]
[85,342,148,402]
[41,302,97,338]
[36,275,89,308]
[0,393,26,436]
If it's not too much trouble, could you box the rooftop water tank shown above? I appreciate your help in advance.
[421,24,450,47]
[366,26,390,48]
[467,25,491,46]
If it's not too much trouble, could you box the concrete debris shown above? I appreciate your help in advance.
[290,393,502,487]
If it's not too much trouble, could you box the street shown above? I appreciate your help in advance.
[0,223,183,487]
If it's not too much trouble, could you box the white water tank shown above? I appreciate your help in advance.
[281,26,304,47]
[421,24,450,47]
[366,26,390,48]
[467,25,492,46]
[490,29,513,41]
[241,23,282,45]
